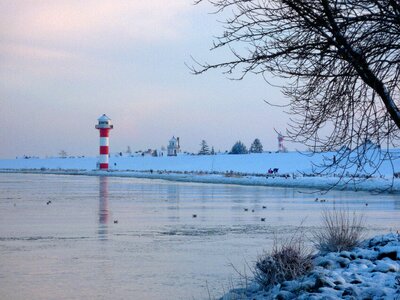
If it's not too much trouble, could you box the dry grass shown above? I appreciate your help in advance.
[313,208,365,253]
[253,234,313,289]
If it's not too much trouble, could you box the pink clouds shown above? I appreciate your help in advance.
[1,1,191,43]
[0,0,193,84]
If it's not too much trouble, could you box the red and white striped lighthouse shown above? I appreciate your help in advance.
[95,114,113,170]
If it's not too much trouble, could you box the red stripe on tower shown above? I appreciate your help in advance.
[95,114,113,170]
[100,129,110,138]
[99,163,109,169]
[99,146,109,155]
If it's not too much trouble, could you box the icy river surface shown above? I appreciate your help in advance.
[0,173,399,300]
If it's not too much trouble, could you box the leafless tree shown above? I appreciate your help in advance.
[192,0,400,185]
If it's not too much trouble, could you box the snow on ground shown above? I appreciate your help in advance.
[221,233,400,300]
[0,151,399,192]
[1,152,320,173]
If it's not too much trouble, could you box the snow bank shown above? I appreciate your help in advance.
[0,151,399,192]
[221,233,400,300]
[0,152,317,173]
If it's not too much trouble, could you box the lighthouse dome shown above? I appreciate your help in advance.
[98,114,111,122]
[95,114,113,129]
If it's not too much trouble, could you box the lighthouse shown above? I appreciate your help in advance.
[95,114,113,170]
[277,133,287,152]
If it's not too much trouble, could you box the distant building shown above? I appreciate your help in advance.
[167,136,180,156]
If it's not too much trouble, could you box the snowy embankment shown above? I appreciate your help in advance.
[0,151,399,192]
[221,233,400,300]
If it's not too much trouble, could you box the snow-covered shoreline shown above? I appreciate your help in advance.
[0,151,399,192]
[221,233,400,300]
[0,168,399,193]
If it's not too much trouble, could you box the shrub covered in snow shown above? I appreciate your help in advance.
[313,208,365,253]
[254,236,313,289]
[221,233,400,300]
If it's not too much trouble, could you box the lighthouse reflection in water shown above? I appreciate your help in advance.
[98,176,109,239]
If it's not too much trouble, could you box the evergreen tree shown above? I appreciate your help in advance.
[249,138,263,153]
[211,146,215,155]
[198,140,210,155]
[230,141,248,154]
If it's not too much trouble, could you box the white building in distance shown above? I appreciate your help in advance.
[167,136,180,156]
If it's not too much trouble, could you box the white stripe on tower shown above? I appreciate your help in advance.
[99,155,108,163]
[100,137,109,146]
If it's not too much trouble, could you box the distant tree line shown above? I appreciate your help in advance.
[119,138,266,157]
[198,138,264,155]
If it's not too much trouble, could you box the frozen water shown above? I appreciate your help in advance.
[0,173,399,299]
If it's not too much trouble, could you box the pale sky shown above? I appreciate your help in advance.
[0,0,291,158]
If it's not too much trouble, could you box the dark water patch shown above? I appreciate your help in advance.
[0,236,91,242]
[158,224,313,237]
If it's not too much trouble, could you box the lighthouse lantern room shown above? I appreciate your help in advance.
[95,114,113,170]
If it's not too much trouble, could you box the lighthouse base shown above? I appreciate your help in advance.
[99,163,109,170]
